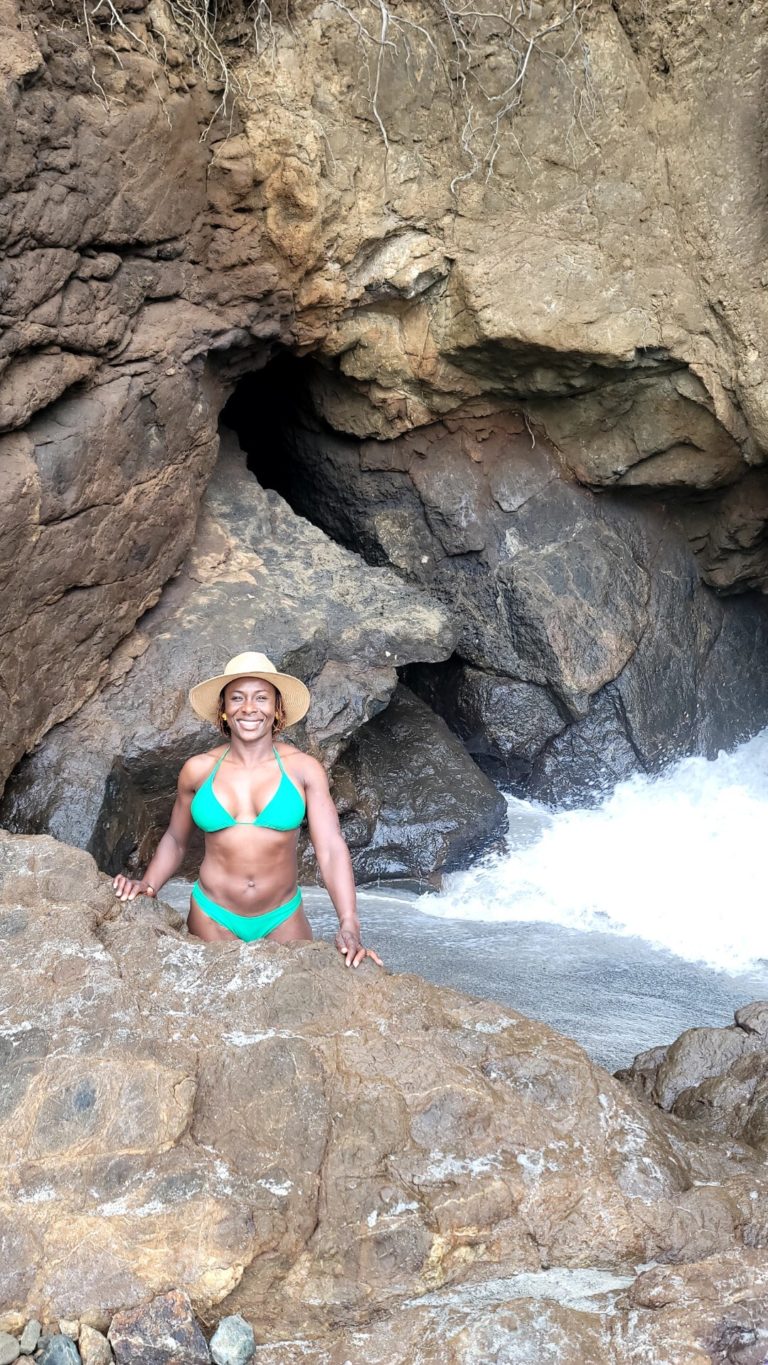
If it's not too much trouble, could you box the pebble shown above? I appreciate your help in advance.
[0,1333,19,1365]
[209,1318,254,1365]
[37,1336,81,1365]
[108,1291,209,1365]
[19,1324,40,1356]
[77,1328,112,1365]
[57,1328,78,1345]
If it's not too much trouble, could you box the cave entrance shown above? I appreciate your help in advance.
[220,351,384,564]
[221,351,317,511]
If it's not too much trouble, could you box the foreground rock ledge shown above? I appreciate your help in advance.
[4,832,768,1361]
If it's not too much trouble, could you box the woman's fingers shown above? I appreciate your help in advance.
[336,930,382,969]
[335,929,356,966]
[112,875,139,901]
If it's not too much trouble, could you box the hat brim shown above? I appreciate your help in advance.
[189,669,310,729]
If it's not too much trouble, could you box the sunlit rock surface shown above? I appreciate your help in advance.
[3,830,768,1361]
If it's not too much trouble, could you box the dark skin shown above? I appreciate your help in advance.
[113,677,382,968]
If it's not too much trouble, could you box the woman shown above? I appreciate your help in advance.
[112,651,382,968]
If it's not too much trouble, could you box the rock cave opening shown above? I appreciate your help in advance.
[220,354,510,782]
[220,352,303,501]
[218,353,768,810]
[221,353,330,525]
[220,352,394,567]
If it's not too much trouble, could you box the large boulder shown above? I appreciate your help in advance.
[328,686,507,883]
[617,1002,768,1152]
[4,828,768,1356]
[0,434,458,880]
[263,403,768,803]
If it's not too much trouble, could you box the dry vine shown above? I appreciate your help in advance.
[75,0,596,176]
[324,0,596,187]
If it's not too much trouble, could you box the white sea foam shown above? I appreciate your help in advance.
[416,728,768,973]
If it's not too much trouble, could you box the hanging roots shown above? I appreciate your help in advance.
[75,0,595,171]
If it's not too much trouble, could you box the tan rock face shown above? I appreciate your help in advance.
[236,1253,768,1363]
[0,1,294,793]
[4,0,768,794]
[618,1002,768,1157]
[3,828,768,1360]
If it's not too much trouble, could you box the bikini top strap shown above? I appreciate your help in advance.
[209,746,230,779]
[273,745,287,775]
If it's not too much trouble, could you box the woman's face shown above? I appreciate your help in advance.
[223,677,278,741]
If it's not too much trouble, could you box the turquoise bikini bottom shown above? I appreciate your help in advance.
[191,881,302,942]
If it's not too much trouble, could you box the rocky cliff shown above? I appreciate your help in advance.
[3,0,768,830]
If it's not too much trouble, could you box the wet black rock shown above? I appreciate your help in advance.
[405,659,566,786]
[272,405,768,805]
[329,686,508,883]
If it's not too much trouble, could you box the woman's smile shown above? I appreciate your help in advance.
[113,651,382,968]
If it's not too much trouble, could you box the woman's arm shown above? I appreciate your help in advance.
[113,757,198,902]
[302,754,382,969]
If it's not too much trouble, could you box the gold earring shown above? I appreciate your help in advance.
[221,712,227,721]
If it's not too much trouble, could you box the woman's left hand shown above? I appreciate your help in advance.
[335,919,383,969]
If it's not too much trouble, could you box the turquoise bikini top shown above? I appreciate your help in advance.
[190,746,306,833]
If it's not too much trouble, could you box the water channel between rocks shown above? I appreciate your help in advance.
[160,726,768,1073]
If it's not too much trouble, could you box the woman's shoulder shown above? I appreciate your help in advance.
[181,745,228,782]
[275,742,325,781]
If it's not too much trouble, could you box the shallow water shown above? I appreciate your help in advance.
[163,879,768,1073]
[162,726,768,1073]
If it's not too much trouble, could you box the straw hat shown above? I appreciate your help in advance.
[189,652,310,729]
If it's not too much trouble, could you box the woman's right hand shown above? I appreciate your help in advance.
[112,875,156,902]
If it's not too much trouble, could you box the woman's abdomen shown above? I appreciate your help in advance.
[198,826,300,915]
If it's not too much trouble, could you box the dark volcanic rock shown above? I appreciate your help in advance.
[526,687,641,808]
[1,434,457,882]
[329,686,508,883]
[108,1293,209,1365]
[271,405,768,804]
[405,659,566,785]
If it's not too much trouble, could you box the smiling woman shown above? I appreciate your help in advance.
[112,652,382,968]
